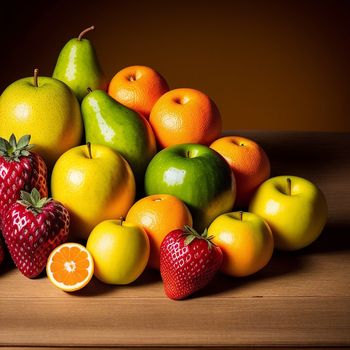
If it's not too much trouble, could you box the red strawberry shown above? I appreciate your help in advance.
[0,134,48,228]
[160,225,223,300]
[2,188,69,278]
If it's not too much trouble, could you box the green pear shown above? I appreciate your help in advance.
[52,26,106,102]
[81,89,157,190]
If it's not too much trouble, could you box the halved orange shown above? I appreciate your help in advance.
[46,243,94,292]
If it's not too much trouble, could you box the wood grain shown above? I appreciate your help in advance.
[0,132,349,348]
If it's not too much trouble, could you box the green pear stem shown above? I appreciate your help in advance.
[78,26,95,40]
[86,142,93,159]
[33,68,39,87]
[286,177,292,196]
[239,211,243,221]
[87,87,93,93]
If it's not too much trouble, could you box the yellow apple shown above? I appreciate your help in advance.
[86,219,150,284]
[249,175,328,250]
[208,211,274,277]
[51,143,135,240]
[0,69,82,169]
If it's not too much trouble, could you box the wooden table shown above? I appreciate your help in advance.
[1,131,349,349]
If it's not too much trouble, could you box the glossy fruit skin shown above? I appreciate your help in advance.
[53,37,106,102]
[149,88,222,148]
[160,228,223,300]
[86,220,150,285]
[0,77,82,169]
[208,211,274,277]
[51,144,136,240]
[249,175,328,251]
[144,144,236,231]
[2,200,69,278]
[210,136,270,207]
[125,194,193,270]
[108,65,169,117]
[81,90,156,188]
[0,152,48,228]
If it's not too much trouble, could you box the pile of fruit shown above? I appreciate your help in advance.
[0,27,328,300]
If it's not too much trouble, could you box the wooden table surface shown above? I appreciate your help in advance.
[0,131,349,349]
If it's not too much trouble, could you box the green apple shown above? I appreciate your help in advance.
[249,175,328,251]
[86,219,150,285]
[208,211,274,277]
[81,89,156,190]
[144,143,236,231]
[0,69,82,169]
[51,143,136,240]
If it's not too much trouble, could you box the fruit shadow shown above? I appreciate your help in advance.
[71,268,161,297]
[303,222,350,254]
[196,222,349,299]
[0,257,16,277]
[194,250,307,299]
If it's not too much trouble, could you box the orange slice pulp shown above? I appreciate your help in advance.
[46,242,94,292]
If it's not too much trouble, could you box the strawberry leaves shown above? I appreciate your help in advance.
[182,225,217,250]
[17,188,51,215]
[0,134,35,161]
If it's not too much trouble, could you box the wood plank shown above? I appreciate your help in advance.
[0,297,349,347]
[0,132,349,348]
[0,227,349,300]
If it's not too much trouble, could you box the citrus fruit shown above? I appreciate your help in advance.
[46,242,94,292]
[210,135,270,207]
[149,88,222,148]
[208,211,274,277]
[126,194,193,269]
[108,65,169,117]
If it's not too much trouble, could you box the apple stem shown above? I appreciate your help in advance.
[239,211,243,221]
[87,142,92,159]
[87,87,93,93]
[33,68,39,87]
[286,177,292,196]
[119,217,124,226]
[78,26,95,40]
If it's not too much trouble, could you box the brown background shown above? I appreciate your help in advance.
[1,0,349,131]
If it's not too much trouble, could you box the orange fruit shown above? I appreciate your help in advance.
[108,65,169,117]
[210,136,270,207]
[46,243,94,292]
[125,194,193,270]
[149,88,222,148]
